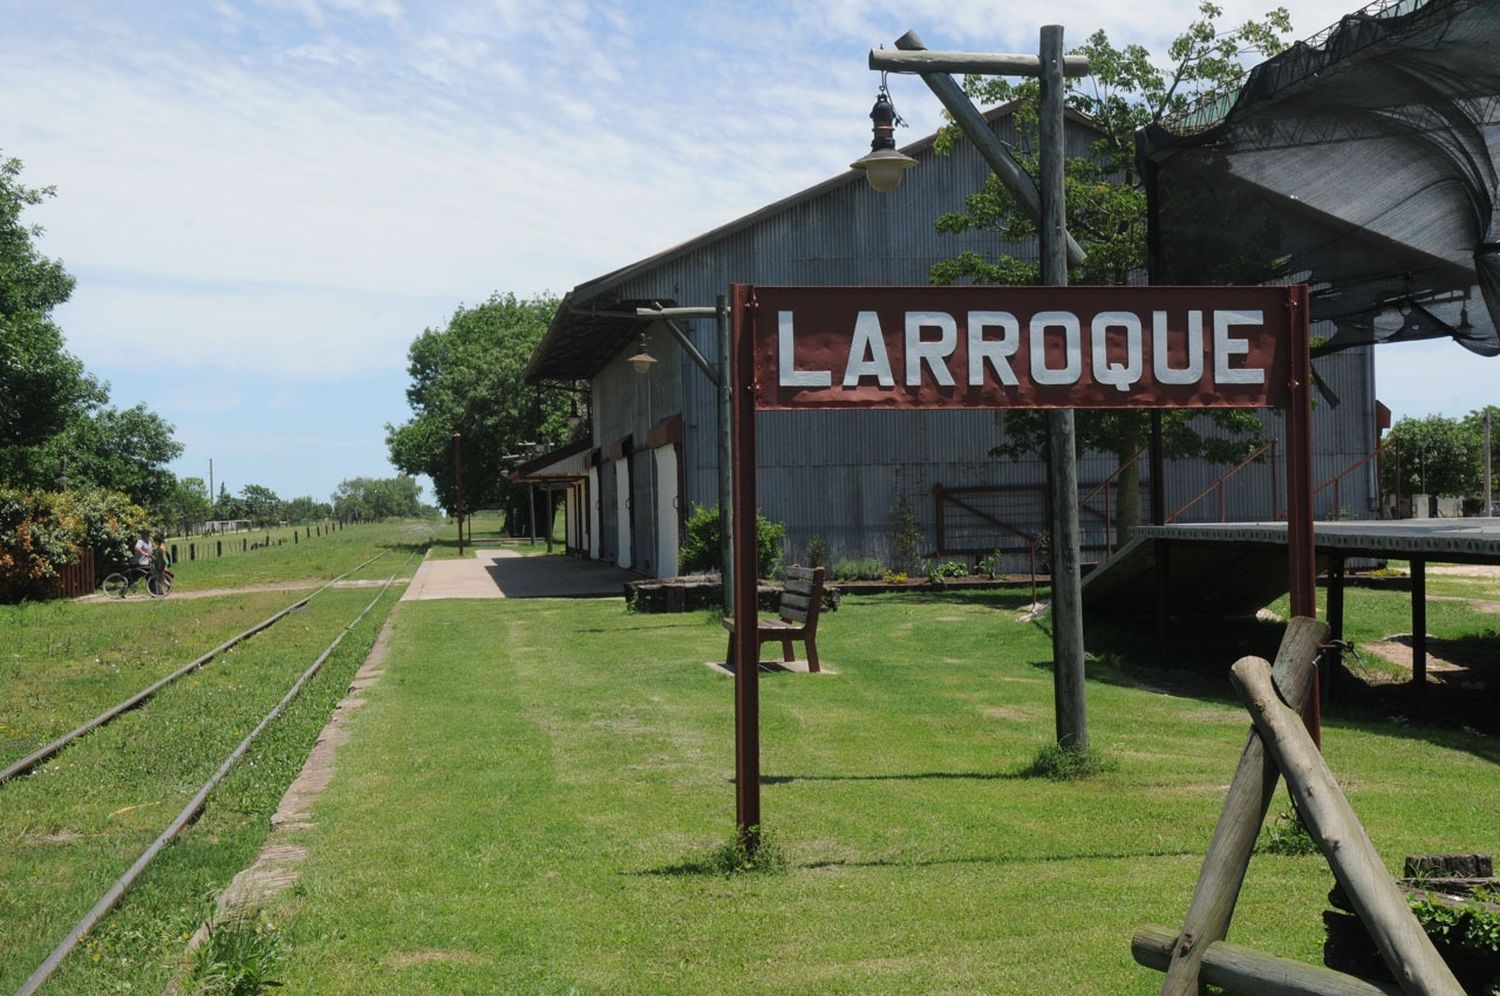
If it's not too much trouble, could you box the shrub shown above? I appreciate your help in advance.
[679,504,785,578]
[0,486,147,602]
[890,495,922,574]
[1257,806,1321,856]
[805,534,830,569]
[831,557,884,581]
[881,569,909,585]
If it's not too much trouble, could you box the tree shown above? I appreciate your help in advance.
[212,483,244,521]
[240,484,283,527]
[332,476,424,520]
[931,3,1292,545]
[164,476,212,535]
[0,152,106,460]
[0,152,182,504]
[1382,415,1481,499]
[386,293,572,514]
[284,495,332,523]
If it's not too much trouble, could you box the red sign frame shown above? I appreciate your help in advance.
[727,283,1316,841]
[747,285,1298,411]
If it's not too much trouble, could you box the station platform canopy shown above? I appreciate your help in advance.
[1139,0,1500,357]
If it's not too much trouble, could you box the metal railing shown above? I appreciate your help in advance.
[1166,440,1278,524]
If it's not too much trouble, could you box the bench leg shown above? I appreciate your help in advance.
[781,638,795,663]
[805,638,820,674]
[725,631,736,668]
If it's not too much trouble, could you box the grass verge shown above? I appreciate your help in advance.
[247,589,1497,993]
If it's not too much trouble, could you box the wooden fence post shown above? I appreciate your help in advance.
[216,541,222,557]
[189,543,195,561]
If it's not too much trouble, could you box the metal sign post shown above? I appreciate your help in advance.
[728,281,1315,840]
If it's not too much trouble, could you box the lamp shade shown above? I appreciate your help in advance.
[852,147,917,192]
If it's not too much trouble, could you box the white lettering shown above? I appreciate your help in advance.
[843,311,895,387]
[1030,311,1082,385]
[967,311,1020,386]
[905,311,957,387]
[778,311,832,388]
[1214,310,1265,385]
[1091,311,1143,393]
[1152,310,1204,385]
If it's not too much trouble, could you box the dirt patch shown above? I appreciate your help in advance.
[1360,634,1498,686]
[77,578,404,603]
[1429,564,1500,578]
[981,706,1035,721]
[386,950,494,969]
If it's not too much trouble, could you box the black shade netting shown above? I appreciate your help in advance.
[1139,0,1500,358]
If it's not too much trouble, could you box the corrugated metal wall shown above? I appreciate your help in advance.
[585,114,1378,574]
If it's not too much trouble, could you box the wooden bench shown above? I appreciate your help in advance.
[722,566,826,672]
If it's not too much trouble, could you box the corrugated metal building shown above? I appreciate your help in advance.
[524,105,1380,577]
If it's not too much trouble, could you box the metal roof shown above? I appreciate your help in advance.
[509,439,592,483]
[524,101,1073,384]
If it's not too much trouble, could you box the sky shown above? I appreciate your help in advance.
[3,0,1489,503]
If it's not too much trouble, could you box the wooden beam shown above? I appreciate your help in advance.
[892,30,1087,268]
[869,49,1090,77]
[1134,925,1404,996]
[1230,657,1464,994]
[1160,616,1329,995]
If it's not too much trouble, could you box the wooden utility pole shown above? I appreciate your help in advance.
[879,25,1089,751]
[1038,25,1087,749]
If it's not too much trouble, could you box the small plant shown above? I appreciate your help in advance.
[1257,806,1321,856]
[832,557,885,581]
[979,549,1004,579]
[934,560,968,578]
[703,826,786,876]
[889,495,922,575]
[1022,743,1115,780]
[190,912,288,994]
[805,534,830,569]
[882,569,909,585]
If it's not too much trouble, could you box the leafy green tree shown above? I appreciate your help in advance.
[212,483,244,521]
[284,495,333,523]
[0,153,106,455]
[386,293,571,514]
[1382,415,1481,498]
[332,476,424,520]
[164,476,212,535]
[240,484,283,526]
[931,3,1291,544]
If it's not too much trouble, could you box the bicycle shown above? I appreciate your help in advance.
[102,564,174,599]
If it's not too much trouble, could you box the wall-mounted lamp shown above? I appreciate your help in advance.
[627,332,657,374]
[851,87,916,193]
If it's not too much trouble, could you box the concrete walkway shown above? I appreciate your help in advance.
[401,549,637,601]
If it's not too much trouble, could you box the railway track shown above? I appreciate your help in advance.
[0,549,394,787]
[12,550,421,995]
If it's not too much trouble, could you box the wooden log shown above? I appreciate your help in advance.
[869,48,1091,77]
[1161,616,1329,995]
[1230,657,1464,995]
[1135,924,1403,996]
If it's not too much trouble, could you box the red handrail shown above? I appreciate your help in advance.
[1166,441,1275,524]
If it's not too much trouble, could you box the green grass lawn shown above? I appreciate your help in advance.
[156,519,433,591]
[227,589,1496,994]
[0,585,402,992]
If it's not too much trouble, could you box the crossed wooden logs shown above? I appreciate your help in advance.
[1133,617,1464,996]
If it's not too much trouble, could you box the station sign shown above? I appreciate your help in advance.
[747,285,1297,410]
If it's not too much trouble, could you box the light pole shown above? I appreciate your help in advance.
[452,432,465,556]
[867,26,1090,750]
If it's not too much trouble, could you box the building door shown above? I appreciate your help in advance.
[586,467,600,559]
[654,445,679,577]
[614,457,631,569]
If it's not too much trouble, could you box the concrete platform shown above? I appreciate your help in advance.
[402,550,638,601]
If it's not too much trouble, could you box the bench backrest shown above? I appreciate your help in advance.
[779,566,826,631]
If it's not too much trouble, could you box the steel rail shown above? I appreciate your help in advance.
[0,549,392,787]
[15,555,415,996]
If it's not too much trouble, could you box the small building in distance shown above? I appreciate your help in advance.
[524,104,1380,578]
